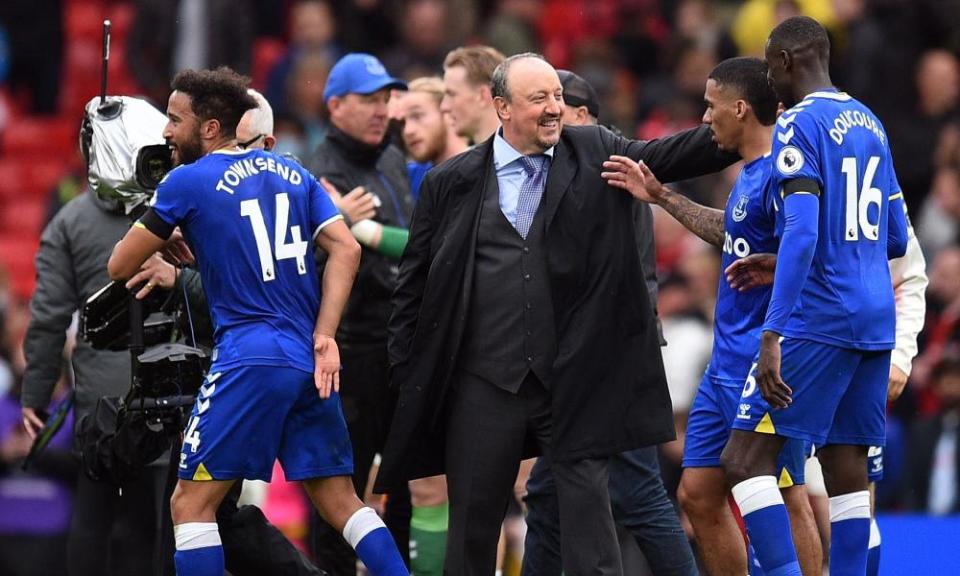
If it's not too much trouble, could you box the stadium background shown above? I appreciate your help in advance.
[0,0,959,574]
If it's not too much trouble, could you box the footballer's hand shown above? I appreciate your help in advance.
[321,177,377,224]
[161,228,195,265]
[21,407,45,441]
[726,253,777,292]
[314,335,341,399]
[757,331,792,409]
[126,253,177,299]
[601,156,667,204]
[888,365,909,402]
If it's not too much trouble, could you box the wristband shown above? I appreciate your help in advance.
[350,219,380,247]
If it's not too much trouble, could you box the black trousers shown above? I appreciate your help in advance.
[444,371,622,576]
[67,463,167,576]
[310,343,411,575]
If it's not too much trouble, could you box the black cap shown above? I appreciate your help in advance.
[557,69,600,118]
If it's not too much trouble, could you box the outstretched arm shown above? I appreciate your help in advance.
[602,155,725,247]
[620,124,738,183]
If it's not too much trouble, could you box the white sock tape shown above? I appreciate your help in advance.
[343,506,386,549]
[174,522,221,551]
[829,490,871,523]
[731,475,784,516]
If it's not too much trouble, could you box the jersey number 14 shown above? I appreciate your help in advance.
[841,155,882,242]
[240,193,309,282]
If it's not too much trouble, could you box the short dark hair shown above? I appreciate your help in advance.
[768,16,830,63]
[490,52,548,102]
[708,57,779,126]
[171,67,257,138]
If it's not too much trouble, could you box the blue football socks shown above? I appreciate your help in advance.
[829,491,872,576]
[174,522,224,576]
[343,506,409,575]
[732,476,802,576]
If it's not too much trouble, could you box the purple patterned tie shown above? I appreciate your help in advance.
[516,155,547,238]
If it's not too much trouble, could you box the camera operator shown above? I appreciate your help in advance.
[20,97,170,576]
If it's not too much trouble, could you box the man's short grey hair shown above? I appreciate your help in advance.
[244,88,274,136]
[490,52,549,102]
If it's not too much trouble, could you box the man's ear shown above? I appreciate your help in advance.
[200,118,222,140]
[779,49,792,72]
[264,135,277,151]
[327,96,341,118]
[736,100,748,121]
[493,96,509,121]
[576,106,589,124]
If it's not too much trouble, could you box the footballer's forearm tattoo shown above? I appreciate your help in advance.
[657,186,725,248]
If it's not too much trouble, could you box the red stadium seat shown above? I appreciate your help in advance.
[0,159,69,202]
[107,2,135,43]
[0,234,40,301]
[1,117,78,159]
[252,38,287,91]
[0,198,47,236]
[65,2,106,42]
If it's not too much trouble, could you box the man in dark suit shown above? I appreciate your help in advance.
[376,53,734,575]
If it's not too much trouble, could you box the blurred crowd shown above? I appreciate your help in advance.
[1,0,960,573]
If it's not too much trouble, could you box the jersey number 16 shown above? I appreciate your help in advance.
[841,155,882,242]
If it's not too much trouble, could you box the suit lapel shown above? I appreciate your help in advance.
[541,139,576,230]
[456,140,496,315]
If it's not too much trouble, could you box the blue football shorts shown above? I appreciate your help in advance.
[730,337,889,447]
[684,372,808,487]
[178,364,354,482]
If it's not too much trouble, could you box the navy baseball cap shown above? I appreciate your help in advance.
[323,53,407,103]
[557,69,600,118]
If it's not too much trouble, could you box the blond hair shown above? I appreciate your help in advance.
[407,77,445,106]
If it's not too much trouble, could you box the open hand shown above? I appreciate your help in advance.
[321,177,377,224]
[314,335,341,399]
[601,156,667,204]
[126,253,177,299]
[725,253,777,292]
[757,332,792,409]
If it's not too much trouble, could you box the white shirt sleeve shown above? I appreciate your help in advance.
[889,219,928,376]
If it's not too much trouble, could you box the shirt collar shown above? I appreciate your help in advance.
[803,88,851,102]
[493,128,555,170]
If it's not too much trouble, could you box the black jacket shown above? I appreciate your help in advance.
[375,124,735,489]
[308,126,414,348]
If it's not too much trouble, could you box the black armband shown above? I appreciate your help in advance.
[782,178,821,198]
[139,207,176,239]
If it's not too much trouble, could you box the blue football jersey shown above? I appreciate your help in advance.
[407,160,432,201]
[708,154,779,383]
[768,90,905,350]
[150,149,342,372]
